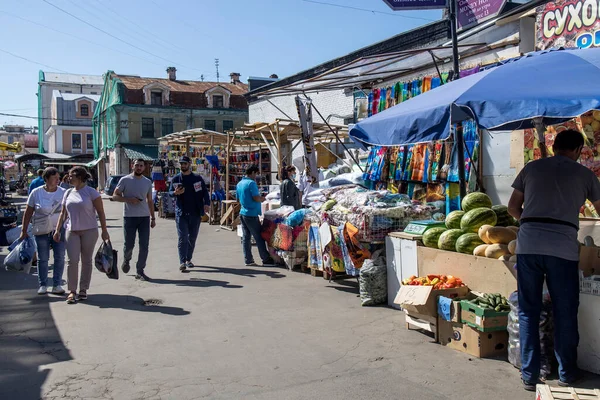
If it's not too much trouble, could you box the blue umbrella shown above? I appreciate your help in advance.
[349,48,600,147]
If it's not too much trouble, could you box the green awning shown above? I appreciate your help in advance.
[122,144,158,161]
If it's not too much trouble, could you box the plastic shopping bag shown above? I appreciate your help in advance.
[18,237,37,265]
[94,241,114,273]
[106,249,119,280]
[4,240,22,271]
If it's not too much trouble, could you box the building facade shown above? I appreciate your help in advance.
[45,91,99,155]
[94,67,249,184]
[37,71,104,153]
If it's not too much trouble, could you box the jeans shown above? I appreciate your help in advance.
[175,213,201,264]
[35,228,66,287]
[517,254,580,383]
[123,216,150,273]
[240,215,271,264]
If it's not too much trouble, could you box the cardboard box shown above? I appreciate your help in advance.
[438,319,508,358]
[394,285,469,317]
[440,293,476,323]
[460,300,509,332]
[579,245,600,277]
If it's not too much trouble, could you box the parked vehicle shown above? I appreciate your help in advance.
[104,175,125,195]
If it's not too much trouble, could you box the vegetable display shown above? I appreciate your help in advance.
[455,233,484,255]
[444,210,465,230]
[460,207,497,233]
[473,293,510,312]
[438,229,464,251]
[401,274,465,289]
[461,192,493,212]
[422,227,447,249]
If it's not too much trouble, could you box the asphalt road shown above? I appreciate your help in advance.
[0,197,596,399]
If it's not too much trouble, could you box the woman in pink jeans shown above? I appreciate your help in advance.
[54,167,110,304]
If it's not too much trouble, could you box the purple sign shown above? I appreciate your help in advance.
[457,0,507,30]
[382,0,448,11]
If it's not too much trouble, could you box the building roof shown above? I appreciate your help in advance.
[52,91,101,102]
[41,71,104,85]
[113,73,248,95]
[122,144,158,161]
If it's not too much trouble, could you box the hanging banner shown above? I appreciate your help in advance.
[536,0,600,50]
[295,96,319,184]
[457,0,507,31]
[382,0,447,10]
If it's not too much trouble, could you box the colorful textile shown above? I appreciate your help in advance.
[446,182,461,214]
[430,142,443,181]
[330,228,346,273]
[308,225,323,270]
[410,143,429,182]
[402,145,415,181]
[343,222,370,270]
[363,146,387,182]
[394,146,407,181]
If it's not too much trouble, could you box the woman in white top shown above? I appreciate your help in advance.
[54,167,110,304]
[20,167,66,295]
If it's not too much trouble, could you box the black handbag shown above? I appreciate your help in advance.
[107,249,119,280]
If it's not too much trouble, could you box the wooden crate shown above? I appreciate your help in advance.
[405,310,438,342]
[536,385,600,400]
[310,268,324,277]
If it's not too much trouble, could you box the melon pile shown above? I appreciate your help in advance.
[421,192,519,259]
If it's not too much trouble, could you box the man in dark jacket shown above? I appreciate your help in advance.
[170,156,210,272]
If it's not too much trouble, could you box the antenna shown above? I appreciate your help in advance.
[200,74,204,82]
[215,58,220,82]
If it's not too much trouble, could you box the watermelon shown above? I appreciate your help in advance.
[456,233,485,254]
[492,205,513,227]
[460,207,498,233]
[438,229,464,252]
[461,192,493,212]
[445,210,465,229]
[422,227,447,248]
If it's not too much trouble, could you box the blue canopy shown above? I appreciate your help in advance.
[350,48,600,147]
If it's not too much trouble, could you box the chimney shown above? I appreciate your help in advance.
[230,72,241,84]
[167,67,177,81]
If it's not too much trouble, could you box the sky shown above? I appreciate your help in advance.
[0,0,442,127]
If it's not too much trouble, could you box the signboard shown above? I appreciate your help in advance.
[536,0,600,50]
[382,0,448,11]
[457,0,507,30]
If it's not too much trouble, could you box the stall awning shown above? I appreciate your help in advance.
[86,157,103,168]
[122,144,158,161]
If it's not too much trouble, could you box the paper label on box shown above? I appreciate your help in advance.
[475,315,482,325]
[394,285,433,306]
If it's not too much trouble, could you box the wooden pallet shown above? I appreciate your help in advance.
[405,310,438,342]
[310,268,324,277]
[536,385,600,400]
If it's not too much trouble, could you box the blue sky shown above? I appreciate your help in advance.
[0,0,442,126]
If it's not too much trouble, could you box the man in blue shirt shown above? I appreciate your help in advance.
[236,165,274,267]
[170,156,210,272]
[29,169,44,193]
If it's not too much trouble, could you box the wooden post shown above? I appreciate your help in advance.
[276,121,282,184]
[225,131,230,200]
[185,137,190,157]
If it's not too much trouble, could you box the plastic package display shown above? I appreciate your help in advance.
[507,290,555,378]
[359,254,387,306]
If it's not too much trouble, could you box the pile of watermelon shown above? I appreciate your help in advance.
[421,192,519,256]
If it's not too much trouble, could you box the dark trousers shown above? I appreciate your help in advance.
[240,215,270,264]
[517,254,580,383]
[123,217,150,273]
[175,213,201,264]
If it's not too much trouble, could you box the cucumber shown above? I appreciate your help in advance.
[495,305,502,311]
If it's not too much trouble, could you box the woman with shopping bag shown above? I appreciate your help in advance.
[20,167,67,295]
[53,167,110,304]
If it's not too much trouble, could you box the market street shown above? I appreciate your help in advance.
[0,196,577,400]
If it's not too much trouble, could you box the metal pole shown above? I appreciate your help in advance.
[456,124,467,198]
[449,0,460,81]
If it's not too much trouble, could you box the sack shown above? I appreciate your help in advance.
[358,255,387,306]
[18,237,37,265]
[106,249,119,280]
[94,241,114,273]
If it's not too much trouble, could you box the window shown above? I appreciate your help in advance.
[222,120,234,132]
[162,118,173,136]
[90,91,98,95]
[72,133,82,150]
[64,90,72,93]
[80,104,89,116]
[213,95,224,108]
[86,133,93,151]
[204,120,216,131]
[7,136,14,144]
[142,118,154,138]
[151,91,162,105]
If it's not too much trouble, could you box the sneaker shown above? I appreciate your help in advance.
[186,261,194,268]
[77,290,87,301]
[262,258,276,267]
[136,272,151,281]
[51,285,65,295]
[245,261,258,267]
[121,260,131,274]
[522,379,537,392]
[179,263,187,272]
[37,286,47,295]
[558,371,583,387]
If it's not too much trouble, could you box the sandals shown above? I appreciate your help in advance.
[77,291,87,301]
[66,292,76,304]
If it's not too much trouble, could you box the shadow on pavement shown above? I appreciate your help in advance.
[0,266,72,400]
[151,277,243,289]
[190,265,286,279]
[80,294,190,315]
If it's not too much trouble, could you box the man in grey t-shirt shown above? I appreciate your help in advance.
[113,159,156,281]
[508,129,600,391]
